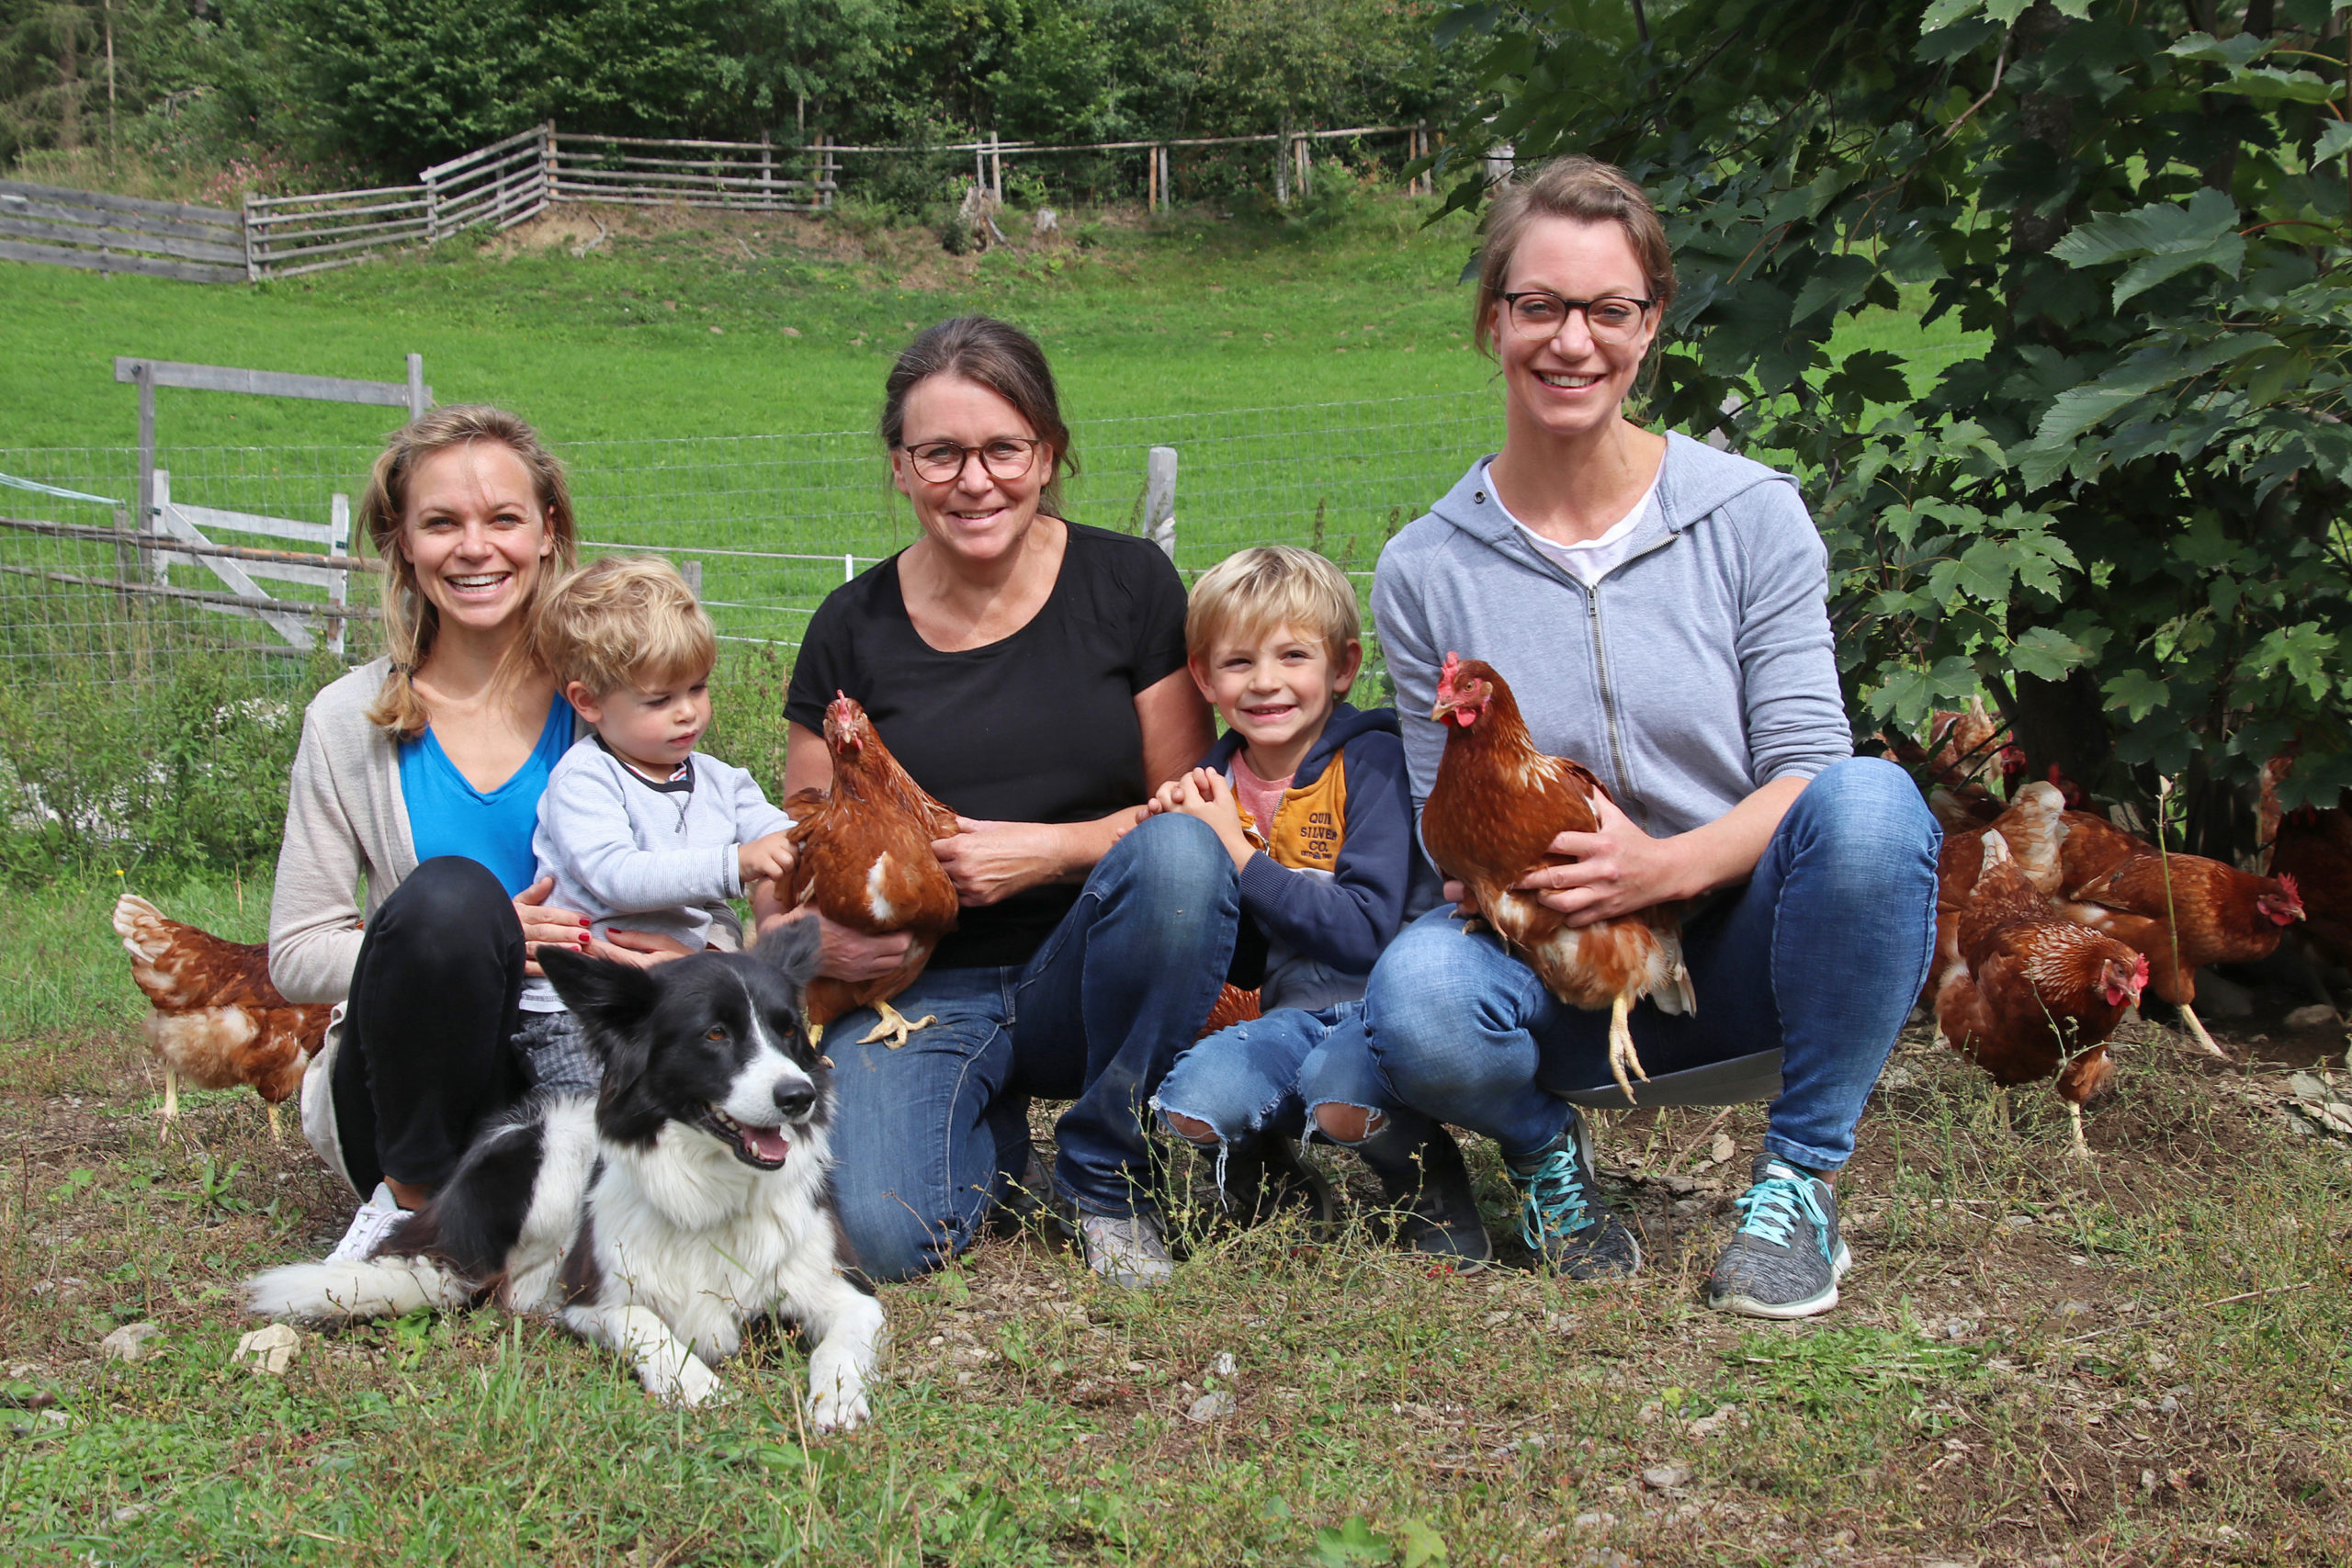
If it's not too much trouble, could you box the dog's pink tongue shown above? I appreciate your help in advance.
[744,1124,791,1163]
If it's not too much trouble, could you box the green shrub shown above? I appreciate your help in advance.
[0,655,342,884]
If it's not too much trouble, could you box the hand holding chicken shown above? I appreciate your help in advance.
[784,693,960,1048]
[1420,654,1694,1104]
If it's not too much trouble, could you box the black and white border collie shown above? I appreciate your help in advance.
[246,921,886,1428]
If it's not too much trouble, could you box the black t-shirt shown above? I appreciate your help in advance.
[784,522,1191,969]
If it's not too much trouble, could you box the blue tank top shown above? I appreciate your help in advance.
[398,693,577,895]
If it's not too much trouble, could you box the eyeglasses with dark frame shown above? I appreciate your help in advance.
[899,436,1046,484]
[1498,291,1657,344]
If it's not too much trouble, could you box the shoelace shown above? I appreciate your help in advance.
[1515,1145,1592,1250]
[1733,1171,1832,1260]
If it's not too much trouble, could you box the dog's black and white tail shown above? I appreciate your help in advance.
[246,1253,476,1323]
[246,1098,587,1325]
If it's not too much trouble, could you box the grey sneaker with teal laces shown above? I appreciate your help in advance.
[1503,1109,1641,1280]
[1705,1154,1852,1319]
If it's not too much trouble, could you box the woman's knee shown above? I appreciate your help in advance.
[375,857,522,955]
[1104,812,1237,908]
[1363,917,1518,1064]
[833,1177,980,1283]
[1789,758,1938,854]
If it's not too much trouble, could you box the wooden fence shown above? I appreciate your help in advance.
[0,181,246,284]
[243,124,553,280]
[3,120,1435,285]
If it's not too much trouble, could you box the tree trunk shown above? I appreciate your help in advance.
[57,30,82,152]
[2004,668,2112,800]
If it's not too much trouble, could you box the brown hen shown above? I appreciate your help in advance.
[2055,844,2303,1061]
[1420,654,1693,1104]
[111,894,331,1140]
[1934,832,2147,1158]
[2259,758,2352,981]
[784,692,961,1048]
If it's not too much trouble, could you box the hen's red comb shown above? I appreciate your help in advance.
[1438,650,1461,696]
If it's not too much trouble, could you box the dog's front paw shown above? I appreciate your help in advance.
[660,1357,728,1408]
[806,1380,869,1432]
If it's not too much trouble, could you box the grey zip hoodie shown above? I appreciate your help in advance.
[1373,433,1850,838]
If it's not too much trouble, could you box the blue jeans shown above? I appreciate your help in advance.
[1152,1000,1388,1156]
[1339,758,1938,1172]
[824,812,1239,1281]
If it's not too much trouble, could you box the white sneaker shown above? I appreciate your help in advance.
[326,1182,408,1263]
[1074,1211,1173,1288]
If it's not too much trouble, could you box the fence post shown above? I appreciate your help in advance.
[1298,136,1311,198]
[1160,146,1172,211]
[241,192,259,282]
[149,468,171,585]
[327,491,351,656]
[1144,446,1177,562]
[681,559,704,600]
[1274,133,1290,206]
[1148,147,1158,212]
[842,552,854,582]
[543,121,560,206]
[407,353,426,421]
[134,360,155,558]
[761,130,774,211]
[990,130,1002,201]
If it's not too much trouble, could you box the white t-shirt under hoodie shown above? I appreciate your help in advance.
[1483,457,1660,587]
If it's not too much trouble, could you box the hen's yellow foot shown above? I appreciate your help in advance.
[860,999,937,1050]
[1607,993,1650,1105]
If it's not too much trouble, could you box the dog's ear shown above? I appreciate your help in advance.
[538,948,662,1043]
[751,914,823,993]
[541,949,667,1145]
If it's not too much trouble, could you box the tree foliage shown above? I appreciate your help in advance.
[1438,0,2352,840]
[0,0,1466,183]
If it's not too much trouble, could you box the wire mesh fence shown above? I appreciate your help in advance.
[0,389,1501,698]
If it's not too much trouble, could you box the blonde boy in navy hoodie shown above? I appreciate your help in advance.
[1148,546,1415,1227]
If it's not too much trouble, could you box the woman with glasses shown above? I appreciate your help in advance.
[1309,157,1938,1319]
[773,316,1227,1285]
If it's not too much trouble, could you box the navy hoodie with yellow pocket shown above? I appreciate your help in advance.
[1204,701,1417,1012]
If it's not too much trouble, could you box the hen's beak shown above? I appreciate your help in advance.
[1429,693,1457,722]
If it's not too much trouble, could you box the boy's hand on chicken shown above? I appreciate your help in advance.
[737,831,797,887]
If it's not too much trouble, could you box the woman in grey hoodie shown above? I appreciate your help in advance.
[1309,157,1939,1320]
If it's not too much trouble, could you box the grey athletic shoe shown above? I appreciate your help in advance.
[1504,1108,1641,1280]
[1705,1154,1852,1319]
[1071,1211,1175,1288]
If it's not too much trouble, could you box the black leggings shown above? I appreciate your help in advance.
[331,856,528,1192]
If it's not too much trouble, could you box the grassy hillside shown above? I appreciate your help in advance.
[4,192,1981,452]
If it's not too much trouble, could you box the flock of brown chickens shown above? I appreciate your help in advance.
[1920,716,2321,1157]
[108,677,2349,1170]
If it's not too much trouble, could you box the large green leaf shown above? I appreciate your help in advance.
[2050,188,2245,309]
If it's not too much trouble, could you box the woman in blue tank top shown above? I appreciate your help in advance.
[266,408,679,1262]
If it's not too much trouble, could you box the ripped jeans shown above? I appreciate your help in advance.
[1152,1000,1395,1184]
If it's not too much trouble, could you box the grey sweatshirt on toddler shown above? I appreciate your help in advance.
[520,736,794,1011]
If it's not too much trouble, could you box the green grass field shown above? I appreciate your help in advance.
[3,188,1978,451]
[6,871,2351,1563]
[1,190,1984,682]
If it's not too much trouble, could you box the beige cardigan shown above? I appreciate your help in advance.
[267,657,419,1005]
